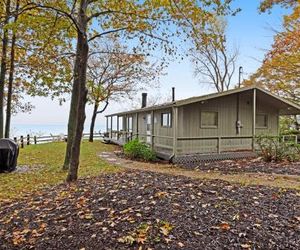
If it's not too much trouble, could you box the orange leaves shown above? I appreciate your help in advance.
[219,222,230,231]
[211,222,231,231]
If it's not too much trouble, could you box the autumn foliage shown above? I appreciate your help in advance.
[247,0,300,103]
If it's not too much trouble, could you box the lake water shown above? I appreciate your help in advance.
[11,124,105,138]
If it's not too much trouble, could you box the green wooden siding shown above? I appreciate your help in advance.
[111,90,280,157]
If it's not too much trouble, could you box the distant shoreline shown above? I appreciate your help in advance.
[10,124,105,138]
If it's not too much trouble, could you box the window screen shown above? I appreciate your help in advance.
[161,113,172,127]
[201,111,218,127]
[256,114,268,128]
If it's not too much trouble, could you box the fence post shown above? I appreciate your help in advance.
[27,134,30,145]
[20,136,24,148]
[34,136,37,144]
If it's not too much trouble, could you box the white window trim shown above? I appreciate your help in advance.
[161,112,172,128]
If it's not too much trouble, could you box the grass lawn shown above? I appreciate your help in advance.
[0,141,119,201]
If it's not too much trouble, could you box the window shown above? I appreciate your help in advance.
[256,114,268,128]
[161,112,172,127]
[127,117,133,132]
[200,111,218,128]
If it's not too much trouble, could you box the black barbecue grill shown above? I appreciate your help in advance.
[0,139,19,172]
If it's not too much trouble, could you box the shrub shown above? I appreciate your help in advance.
[256,135,300,162]
[123,139,156,161]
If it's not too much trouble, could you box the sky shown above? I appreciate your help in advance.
[10,0,290,135]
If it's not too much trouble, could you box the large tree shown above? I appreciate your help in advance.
[189,18,238,92]
[244,0,300,131]
[12,0,234,181]
[247,0,300,102]
[0,0,73,138]
[87,38,162,142]
[0,0,11,138]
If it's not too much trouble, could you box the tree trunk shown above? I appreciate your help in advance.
[66,0,89,182]
[89,102,99,142]
[62,70,79,170]
[62,1,85,171]
[0,0,11,139]
[5,0,19,139]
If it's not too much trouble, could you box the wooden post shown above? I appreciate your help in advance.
[236,93,240,135]
[217,137,221,154]
[136,113,139,139]
[117,116,119,140]
[106,116,108,137]
[34,136,37,144]
[20,135,24,148]
[151,110,155,150]
[123,115,127,142]
[27,134,30,145]
[172,107,178,156]
[110,116,113,139]
[252,88,256,151]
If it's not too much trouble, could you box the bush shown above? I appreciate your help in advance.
[256,135,300,162]
[123,139,156,161]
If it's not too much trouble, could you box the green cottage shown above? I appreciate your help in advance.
[105,86,300,163]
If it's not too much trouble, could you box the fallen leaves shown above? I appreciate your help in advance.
[1,170,299,249]
[211,222,231,231]
[159,221,174,236]
[241,243,251,249]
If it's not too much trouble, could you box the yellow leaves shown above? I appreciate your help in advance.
[118,235,136,245]
[159,221,173,236]
[117,223,149,246]
[84,213,94,220]
[251,1,300,104]
[154,191,168,199]
[117,220,175,247]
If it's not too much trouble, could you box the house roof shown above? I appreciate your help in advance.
[106,86,300,117]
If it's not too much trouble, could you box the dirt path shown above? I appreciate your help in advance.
[99,152,300,190]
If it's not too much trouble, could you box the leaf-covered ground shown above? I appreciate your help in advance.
[180,158,300,176]
[0,170,299,250]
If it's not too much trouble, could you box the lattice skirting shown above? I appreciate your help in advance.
[172,151,256,166]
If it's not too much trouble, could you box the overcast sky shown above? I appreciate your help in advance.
[11,1,289,133]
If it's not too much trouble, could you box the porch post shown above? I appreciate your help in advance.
[252,88,256,151]
[172,107,178,157]
[106,116,108,136]
[117,116,119,140]
[110,116,113,139]
[124,115,128,142]
[151,110,155,150]
[136,113,139,139]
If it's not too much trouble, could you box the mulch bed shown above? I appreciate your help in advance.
[180,158,300,176]
[0,170,299,250]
